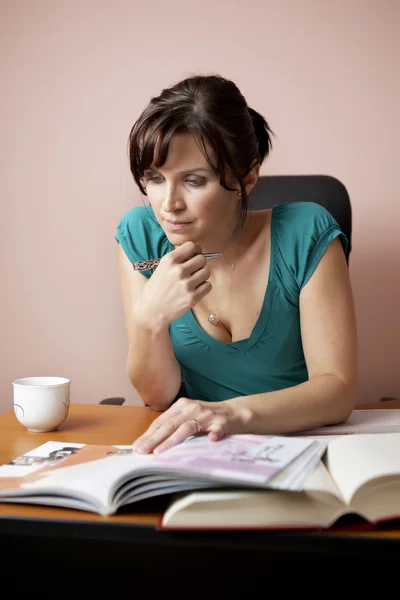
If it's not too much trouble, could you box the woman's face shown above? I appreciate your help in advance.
[143,134,241,252]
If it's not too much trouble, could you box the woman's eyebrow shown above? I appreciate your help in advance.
[145,167,212,175]
[180,168,212,174]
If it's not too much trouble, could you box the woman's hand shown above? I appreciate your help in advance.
[135,241,212,328]
[132,397,249,454]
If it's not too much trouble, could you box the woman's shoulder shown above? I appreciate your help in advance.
[254,202,338,236]
[272,201,343,241]
[272,201,336,223]
[115,205,170,265]
[270,201,347,291]
[117,205,156,229]
[116,205,167,239]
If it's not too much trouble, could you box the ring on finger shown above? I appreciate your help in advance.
[191,418,201,435]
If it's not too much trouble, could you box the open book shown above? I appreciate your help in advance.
[0,434,325,516]
[161,432,400,530]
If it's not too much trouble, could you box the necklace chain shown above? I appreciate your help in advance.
[208,234,242,327]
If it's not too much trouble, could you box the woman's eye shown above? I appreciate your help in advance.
[145,174,164,183]
[186,178,205,187]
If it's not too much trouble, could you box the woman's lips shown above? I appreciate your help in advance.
[165,220,192,232]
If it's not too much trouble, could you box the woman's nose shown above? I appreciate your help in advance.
[162,185,185,212]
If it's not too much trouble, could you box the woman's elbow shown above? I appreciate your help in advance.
[332,376,358,424]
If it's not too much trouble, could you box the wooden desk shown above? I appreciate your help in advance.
[0,403,161,527]
[1,401,400,593]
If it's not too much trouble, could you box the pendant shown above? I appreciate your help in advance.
[208,314,220,326]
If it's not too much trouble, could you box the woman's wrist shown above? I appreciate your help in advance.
[225,397,254,434]
[132,300,170,334]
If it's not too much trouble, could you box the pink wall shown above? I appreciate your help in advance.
[1,0,399,411]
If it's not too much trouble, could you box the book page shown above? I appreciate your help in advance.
[325,432,400,505]
[297,409,400,436]
[302,460,344,501]
[348,410,400,432]
[161,462,345,530]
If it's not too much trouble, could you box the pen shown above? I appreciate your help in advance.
[132,252,223,271]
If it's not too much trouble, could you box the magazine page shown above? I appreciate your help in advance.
[1,435,323,490]
[0,434,325,515]
[0,441,132,491]
[139,433,325,488]
[268,438,327,490]
[17,449,157,514]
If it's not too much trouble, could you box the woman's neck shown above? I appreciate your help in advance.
[206,210,261,269]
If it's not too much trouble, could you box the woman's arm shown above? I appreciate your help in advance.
[118,246,182,410]
[132,238,358,453]
[228,236,358,433]
[118,241,212,410]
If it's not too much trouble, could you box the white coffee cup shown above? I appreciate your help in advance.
[13,376,71,432]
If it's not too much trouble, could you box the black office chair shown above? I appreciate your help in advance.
[99,397,126,405]
[249,174,352,263]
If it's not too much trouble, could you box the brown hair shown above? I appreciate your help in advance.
[128,74,273,226]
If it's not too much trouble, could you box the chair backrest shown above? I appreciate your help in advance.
[249,175,352,263]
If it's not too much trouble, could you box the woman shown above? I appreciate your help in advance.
[116,74,358,454]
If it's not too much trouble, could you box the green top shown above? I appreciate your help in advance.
[115,202,348,402]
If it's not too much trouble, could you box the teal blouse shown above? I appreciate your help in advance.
[115,202,347,402]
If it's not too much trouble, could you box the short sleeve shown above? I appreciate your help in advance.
[273,202,348,293]
[115,206,172,278]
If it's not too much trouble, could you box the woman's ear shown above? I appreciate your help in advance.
[244,162,260,195]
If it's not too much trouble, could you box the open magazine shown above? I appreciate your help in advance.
[0,434,326,516]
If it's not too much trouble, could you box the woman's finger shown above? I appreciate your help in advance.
[132,399,218,453]
[189,266,211,290]
[207,421,227,442]
[133,418,183,454]
[153,420,200,454]
[132,402,187,450]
